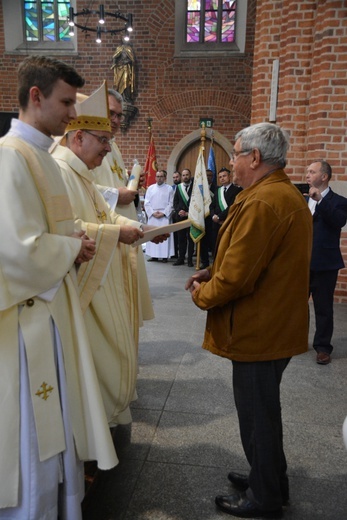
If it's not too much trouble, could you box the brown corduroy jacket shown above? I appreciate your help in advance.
[193,169,313,362]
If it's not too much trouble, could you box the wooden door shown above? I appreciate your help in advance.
[176,138,230,184]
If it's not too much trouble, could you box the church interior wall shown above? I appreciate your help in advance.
[251,0,347,301]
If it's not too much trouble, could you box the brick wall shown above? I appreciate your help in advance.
[251,0,347,301]
[0,0,256,160]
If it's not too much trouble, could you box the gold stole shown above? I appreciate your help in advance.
[73,173,120,314]
[2,138,74,448]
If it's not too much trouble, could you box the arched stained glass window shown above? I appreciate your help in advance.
[24,0,71,42]
[175,0,247,57]
[186,0,236,44]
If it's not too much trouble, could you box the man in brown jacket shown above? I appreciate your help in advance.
[186,123,312,519]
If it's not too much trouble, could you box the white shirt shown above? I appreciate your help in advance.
[308,186,330,215]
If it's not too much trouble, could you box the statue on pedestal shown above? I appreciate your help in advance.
[111,43,136,104]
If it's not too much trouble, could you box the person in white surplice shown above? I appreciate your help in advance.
[93,88,155,326]
[144,170,175,262]
[0,56,118,520]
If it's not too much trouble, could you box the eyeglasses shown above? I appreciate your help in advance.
[83,130,113,146]
[230,149,253,161]
[109,110,125,121]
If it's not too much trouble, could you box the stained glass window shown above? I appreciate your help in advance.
[186,0,236,44]
[24,1,71,42]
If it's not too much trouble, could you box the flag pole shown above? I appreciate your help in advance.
[144,117,158,188]
[196,123,206,270]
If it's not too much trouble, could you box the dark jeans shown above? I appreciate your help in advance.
[232,358,291,510]
[309,269,338,354]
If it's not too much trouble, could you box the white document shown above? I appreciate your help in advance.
[132,219,192,247]
[101,187,119,211]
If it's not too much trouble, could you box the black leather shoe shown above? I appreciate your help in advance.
[173,259,184,266]
[316,352,331,365]
[227,472,289,506]
[161,259,168,263]
[187,260,194,267]
[227,472,249,491]
[147,257,158,262]
[215,493,283,518]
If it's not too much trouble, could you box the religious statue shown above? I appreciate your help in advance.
[111,44,136,103]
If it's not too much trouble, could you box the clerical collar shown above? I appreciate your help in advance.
[8,118,53,151]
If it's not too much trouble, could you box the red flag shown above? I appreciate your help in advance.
[144,136,158,188]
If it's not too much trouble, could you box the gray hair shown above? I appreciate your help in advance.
[235,122,290,168]
[108,88,123,108]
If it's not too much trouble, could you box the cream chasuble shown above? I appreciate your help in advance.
[52,145,141,426]
[94,141,155,323]
[0,128,118,509]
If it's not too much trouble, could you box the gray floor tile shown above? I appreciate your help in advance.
[83,260,347,520]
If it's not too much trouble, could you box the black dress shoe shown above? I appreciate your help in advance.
[316,352,331,365]
[173,259,184,266]
[228,472,249,491]
[187,259,194,267]
[147,257,158,262]
[215,493,283,518]
[161,258,168,263]
[227,472,289,506]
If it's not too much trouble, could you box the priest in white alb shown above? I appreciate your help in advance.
[144,170,175,262]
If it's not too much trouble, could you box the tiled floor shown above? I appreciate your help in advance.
[83,256,347,520]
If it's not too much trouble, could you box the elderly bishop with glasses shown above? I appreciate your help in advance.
[51,82,165,429]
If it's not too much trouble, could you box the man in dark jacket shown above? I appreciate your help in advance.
[172,168,194,266]
[306,160,347,365]
[211,167,242,251]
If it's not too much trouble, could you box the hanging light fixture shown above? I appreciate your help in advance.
[68,5,133,44]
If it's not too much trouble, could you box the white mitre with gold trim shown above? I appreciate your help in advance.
[66,80,111,133]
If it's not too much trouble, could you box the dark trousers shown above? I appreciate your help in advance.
[309,269,338,354]
[211,221,221,257]
[200,216,213,266]
[232,358,291,511]
[173,231,179,257]
[177,227,194,262]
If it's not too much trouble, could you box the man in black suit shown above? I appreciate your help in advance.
[172,168,194,266]
[211,167,242,251]
[306,160,347,365]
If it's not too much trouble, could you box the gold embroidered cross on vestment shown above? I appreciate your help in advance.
[36,381,54,400]
[111,159,124,180]
[94,201,107,223]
